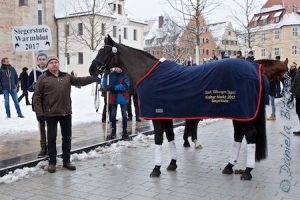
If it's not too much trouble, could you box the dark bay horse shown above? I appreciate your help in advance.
[89,35,288,180]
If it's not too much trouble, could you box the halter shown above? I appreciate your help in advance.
[92,45,118,74]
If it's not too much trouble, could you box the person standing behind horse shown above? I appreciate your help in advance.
[246,51,255,62]
[18,67,31,105]
[28,52,49,158]
[34,56,100,173]
[291,63,300,136]
[267,56,282,121]
[0,57,24,118]
[102,67,130,140]
[127,79,141,122]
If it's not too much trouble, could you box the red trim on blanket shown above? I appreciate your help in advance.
[135,60,160,90]
[138,64,264,122]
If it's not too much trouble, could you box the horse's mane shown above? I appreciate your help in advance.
[255,59,280,67]
[118,43,157,60]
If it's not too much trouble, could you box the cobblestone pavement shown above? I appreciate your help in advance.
[0,103,300,200]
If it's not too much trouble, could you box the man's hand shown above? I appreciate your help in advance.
[37,115,46,123]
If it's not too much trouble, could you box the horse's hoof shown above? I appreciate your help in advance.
[193,140,203,149]
[167,160,177,171]
[150,169,161,177]
[240,172,252,181]
[222,164,233,175]
[183,140,190,147]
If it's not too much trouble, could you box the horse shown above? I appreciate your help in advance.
[89,35,288,180]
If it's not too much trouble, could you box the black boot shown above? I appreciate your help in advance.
[37,146,47,158]
[166,159,177,171]
[222,163,234,174]
[106,128,116,140]
[122,129,130,140]
[150,165,161,177]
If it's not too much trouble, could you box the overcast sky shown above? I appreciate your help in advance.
[55,0,266,29]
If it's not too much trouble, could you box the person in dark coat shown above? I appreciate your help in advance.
[246,51,255,62]
[18,67,31,105]
[34,56,99,173]
[291,66,300,136]
[0,57,24,118]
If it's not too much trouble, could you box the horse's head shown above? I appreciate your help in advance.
[276,58,289,82]
[89,35,120,76]
[258,58,288,82]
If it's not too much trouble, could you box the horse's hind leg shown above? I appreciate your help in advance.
[222,121,243,175]
[183,120,191,147]
[191,120,202,149]
[150,120,164,177]
[240,121,257,181]
[165,120,177,171]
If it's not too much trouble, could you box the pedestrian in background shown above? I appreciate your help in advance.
[0,57,24,118]
[28,52,49,158]
[291,64,300,136]
[34,56,100,173]
[18,67,31,105]
[127,79,141,122]
[246,51,255,62]
[236,51,245,59]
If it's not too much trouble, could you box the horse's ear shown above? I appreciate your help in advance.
[106,34,115,46]
[284,58,288,65]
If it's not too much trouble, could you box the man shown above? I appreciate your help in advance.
[18,67,31,105]
[291,63,300,136]
[127,79,141,122]
[102,67,130,140]
[34,56,99,173]
[236,51,245,59]
[0,57,24,118]
[28,52,49,158]
[246,51,255,62]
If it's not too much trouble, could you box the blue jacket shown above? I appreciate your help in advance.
[0,65,19,90]
[102,71,130,105]
[27,66,48,92]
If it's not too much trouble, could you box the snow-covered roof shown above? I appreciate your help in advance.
[261,15,269,20]
[274,11,282,17]
[251,12,300,32]
[209,22,229,46]
[260,5,284,13]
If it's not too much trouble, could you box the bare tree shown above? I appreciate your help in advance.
[166,0,220,64]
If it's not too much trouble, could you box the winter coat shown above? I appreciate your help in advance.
[27,65,48,92]
[0,65,18,90]
[292,69,300,98]
[102,71,129,105]
[19,70,29,91]
[246,56,255,62]
[33,71,96,117]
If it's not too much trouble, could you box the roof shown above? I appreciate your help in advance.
[209,22,230,46]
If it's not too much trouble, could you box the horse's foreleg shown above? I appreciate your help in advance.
[223,121,243,175]
[165,120,177,171]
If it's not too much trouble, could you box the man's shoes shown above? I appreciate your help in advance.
[267,114,276,121]
[293,131,300,136]
[7,115,11,118]
[136,117,141,122]
[128,116,132,121]
[18,115,24,118]
[122,130,130,140]
[48,164,56,173]
[63,162,76,171]
[37,146,47,158]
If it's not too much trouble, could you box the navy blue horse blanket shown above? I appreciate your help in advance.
[136,58,264,121]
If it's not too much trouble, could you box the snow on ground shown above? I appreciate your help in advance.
[0,120,219,184]
[0,84,103,135]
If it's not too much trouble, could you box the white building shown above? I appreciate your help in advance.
[56,0,147,75]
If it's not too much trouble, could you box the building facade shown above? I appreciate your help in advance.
[248,0,300,64]
[56,0,147,75]
[0,0,57,72]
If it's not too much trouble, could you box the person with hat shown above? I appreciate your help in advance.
[246,51,255,62]
[33,56,100,173]
[0,57,24,118]
[28,52,49,158]
[18,67,31,105]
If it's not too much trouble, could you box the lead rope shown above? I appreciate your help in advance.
[94,74,102,113]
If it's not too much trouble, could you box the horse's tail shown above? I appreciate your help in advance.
[254,80,268,161]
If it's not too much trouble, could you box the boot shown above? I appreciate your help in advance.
[122,129,130,140]
[267,114,276,120]
[48,164,56,173]
[106,128,116,140]
[63,162,76,171]
[37,146,47,158]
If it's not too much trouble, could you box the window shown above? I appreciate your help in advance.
[292,27,298,37]
[261,48,266,57]
[78,23,83,35]
[101,23,106,35]
[292,45,298,55]
[19,0,28,6]
[118,4,122,14]
[228,50,232,56]
[133,29,137,41]
[38,0,42,3]
[261,15,269,25]
[274,30,280,40]
[78,52,83,64]
[274,11,281,23]
[38,10,42,25]
[206,39,209,43]
[113,3,116,11]
[206,49,209,55]
[250,34,255,42]
[261,32,266,41]
[65,53,70,65]
[274,47,280,56]
[274,17,280,23]
[113,26,117,37]
[65,24,69,37]
[123,27,127,39]
[228,31,231,36]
